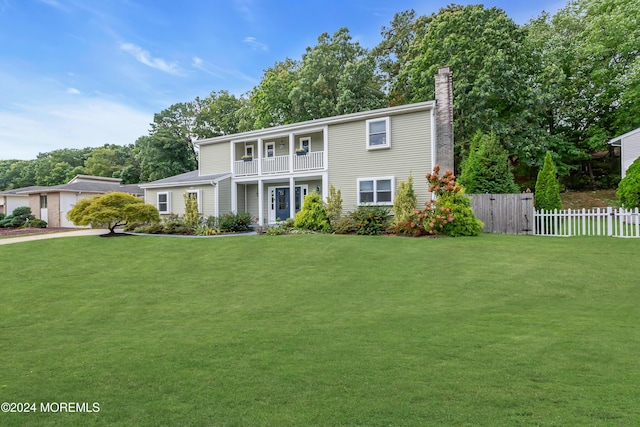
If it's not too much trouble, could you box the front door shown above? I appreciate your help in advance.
[270,185,309,223]
[275,188,290,221]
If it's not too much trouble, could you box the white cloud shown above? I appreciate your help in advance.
[119,42,183,76]
[234,0,255,22]
[37,0,66,9]
[191,56,257,85]
[243,37,268,52]
[67,87,80,94]
[0,99,152,160]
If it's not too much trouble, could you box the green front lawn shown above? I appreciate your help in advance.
[1,234,638,426]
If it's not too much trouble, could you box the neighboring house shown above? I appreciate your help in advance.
[0,186,47,217]
[0,175,142,227]
[141,67,455,226]
[608,127,640,178]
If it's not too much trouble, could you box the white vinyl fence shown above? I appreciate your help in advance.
[534,207,640,238]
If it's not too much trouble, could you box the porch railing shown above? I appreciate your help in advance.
[294,151,324,171]
[233,151,324,176]
[262,155,289,174]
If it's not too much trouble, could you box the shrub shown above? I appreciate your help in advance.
[617,156,640,208]
[0,213,4,221]
[193,223,219,236]
[326,184,343,227]
[389,201,454,237]
[0,216,13,228]
[393,173,417,224]
[205,216,218,228]
[7,206,35,228]
[333,216,357,234]
[218,212,252,232]
[427,165,483,237]
[439,192,484,237]
[26,218,47,228]
[134,223,165,234]
[458,131,519,194]
[183,192,200,229]
[264,225,286,236]
[162,214,191,235]
[294,192,330,232]
[350,205,391,235]
[534,151,562,211]
[12,206,33,217]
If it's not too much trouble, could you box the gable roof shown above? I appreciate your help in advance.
[139,171,231,189]
[194,101,435,147]
[608,127,640,145]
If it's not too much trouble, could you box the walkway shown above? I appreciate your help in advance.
[0,229,108,245]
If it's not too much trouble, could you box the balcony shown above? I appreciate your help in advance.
[234,151,324,177]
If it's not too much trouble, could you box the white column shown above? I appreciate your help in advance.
[257,138,263,175]
[289,176,295,220]
[321,172,328,200]
[231,179,237,214]
[214,183,219,217]
[289,133,295,173]
[323,125,329,170]
[258,179,264,226]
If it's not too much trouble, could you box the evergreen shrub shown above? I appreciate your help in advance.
[617,156,640,208]
[294,192,330,232]
[534,151,562,211]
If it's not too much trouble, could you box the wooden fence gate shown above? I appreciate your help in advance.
[468,194,534,235]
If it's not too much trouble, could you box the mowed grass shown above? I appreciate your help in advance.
[0,234,639,426]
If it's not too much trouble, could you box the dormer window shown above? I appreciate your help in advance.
[366,117,390,150]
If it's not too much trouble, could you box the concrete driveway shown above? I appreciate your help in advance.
[0,229,108,245]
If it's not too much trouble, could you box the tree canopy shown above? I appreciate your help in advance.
[66,192,160,235]
[1,0,638,192]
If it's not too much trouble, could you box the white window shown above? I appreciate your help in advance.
[157,192,171,214]
[366,117,390,149]
[186,190,202,213]
[358,177,394,205]
[299,137,311,153]
[245,143,254,158]
[265,142,275,158]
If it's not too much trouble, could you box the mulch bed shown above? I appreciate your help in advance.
[0,227,77,237]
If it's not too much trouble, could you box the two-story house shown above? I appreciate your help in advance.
[140,67,454,226]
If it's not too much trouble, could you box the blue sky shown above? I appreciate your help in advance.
[0,0,565,160]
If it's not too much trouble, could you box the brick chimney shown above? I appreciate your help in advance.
[435,66,454,173]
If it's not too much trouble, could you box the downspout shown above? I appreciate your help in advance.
[211,181,218,218]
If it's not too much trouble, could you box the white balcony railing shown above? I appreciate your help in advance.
[233,151,324,176]
[294,150,324,171]
[262,155,289,174]
[233,159,258,176]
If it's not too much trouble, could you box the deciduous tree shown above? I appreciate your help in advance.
[66,192,160,235]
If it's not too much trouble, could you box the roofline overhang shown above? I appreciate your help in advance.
[607,127,640,146]
[194,101,435,147]
[138,173,231,189]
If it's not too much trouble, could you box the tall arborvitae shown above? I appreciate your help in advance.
[534,151,562,211]
[459,131,519,194]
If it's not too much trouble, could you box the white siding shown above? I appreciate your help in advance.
[622,132,640,178]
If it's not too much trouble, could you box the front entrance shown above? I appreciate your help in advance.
[269,185,308,223]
